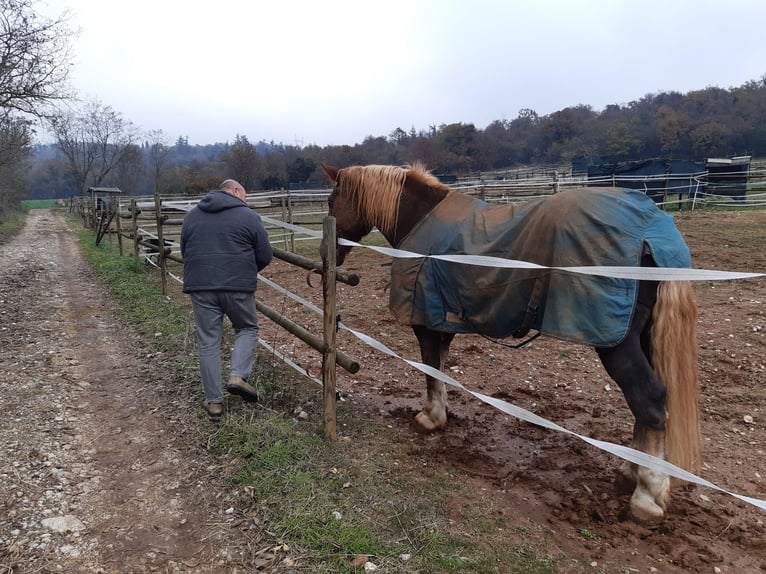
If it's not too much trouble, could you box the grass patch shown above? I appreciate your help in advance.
[0,210,26,245]
[76,229,190,349]
[210,400,550,573]
[22,199,63,209]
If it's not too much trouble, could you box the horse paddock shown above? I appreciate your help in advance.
[258,207,766,572]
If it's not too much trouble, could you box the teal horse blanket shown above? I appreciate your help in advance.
[388,187,691,347]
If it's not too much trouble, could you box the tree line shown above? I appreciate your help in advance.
[27,74,766,200]
[2,0,765,213]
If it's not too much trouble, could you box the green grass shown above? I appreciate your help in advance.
[22,199,63,209]
[1,201,66,245]
[75,223,563,573]
[77,229,190,348]
[0,210,26,244]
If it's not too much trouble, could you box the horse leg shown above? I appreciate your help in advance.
[412,325,455,432]
[596,282,670,522]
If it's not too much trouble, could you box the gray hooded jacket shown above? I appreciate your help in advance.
[180,190,273,293]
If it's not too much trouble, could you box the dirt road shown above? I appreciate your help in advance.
[0,210,276,573]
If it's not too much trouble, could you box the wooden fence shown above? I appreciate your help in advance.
[73,191,361,440]
[70,166,766,437]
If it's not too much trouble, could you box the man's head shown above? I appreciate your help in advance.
[220,179,246,200]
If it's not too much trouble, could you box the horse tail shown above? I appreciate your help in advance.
[650,280,701,480]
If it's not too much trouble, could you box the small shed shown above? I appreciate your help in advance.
[705,156,751,199]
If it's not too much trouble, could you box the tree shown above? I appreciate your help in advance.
[600,119,644,160]
[221,134,259,190]
[655,105,689,155]
[0,114,30,217]
[286,157,316,185]
[388,127,408,145]
[434,123,479,172]
[112,143,142,194]
[46,99,140,194]
[691,121,729,158]
[0,0,73,218]
[146,129,173,194]
[0,0,74,116]
[508,109,542,164]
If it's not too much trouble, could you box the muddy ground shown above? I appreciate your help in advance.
[258,208,766,573]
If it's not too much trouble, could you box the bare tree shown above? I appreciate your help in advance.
[146,129,173,193]
[47,99,140,194]
[0,114,30,218]
[0,0,75,116]
[0,0,74,218]
[112,142,143,194]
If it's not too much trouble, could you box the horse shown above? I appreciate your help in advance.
[321,162,701,522]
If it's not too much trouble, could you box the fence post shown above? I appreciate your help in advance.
[691,179,700,211]
[154,192,168,295]
[280,193,289,250]
[132,199,139,262]
[287,191,295,252]
[321,216,338,441]
[89,188,95,229]
[116,197,124,256]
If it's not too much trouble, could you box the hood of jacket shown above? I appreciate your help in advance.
[197,190,246,213]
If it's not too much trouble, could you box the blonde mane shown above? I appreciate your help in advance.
[338,162,445,234]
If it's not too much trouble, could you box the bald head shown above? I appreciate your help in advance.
[220,179,246,200]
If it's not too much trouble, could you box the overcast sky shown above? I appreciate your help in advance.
[39,0,765,147]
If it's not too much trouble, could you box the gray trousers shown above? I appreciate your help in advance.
[189,291,260,403]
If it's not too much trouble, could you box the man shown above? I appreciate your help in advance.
[180,179,273,419]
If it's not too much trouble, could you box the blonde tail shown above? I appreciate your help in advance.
[651,281,701,482]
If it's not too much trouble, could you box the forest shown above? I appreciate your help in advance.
[26,75,766,200]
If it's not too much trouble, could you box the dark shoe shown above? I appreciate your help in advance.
[226,376,259,403]
[204,401,224,420]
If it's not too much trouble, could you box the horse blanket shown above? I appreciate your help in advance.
[388,187,691,347]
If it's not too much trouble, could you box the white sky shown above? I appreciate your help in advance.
[39,0,766,147]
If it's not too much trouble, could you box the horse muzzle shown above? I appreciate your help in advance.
[336,244,352,266]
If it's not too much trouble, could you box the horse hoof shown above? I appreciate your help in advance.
[630,491,665,523]
[415,410,445,432]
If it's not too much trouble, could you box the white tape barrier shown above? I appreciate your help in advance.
[256,275,324,386]
[340,322,766,513]
[255,273,766,512]
[338,240,764,281]
[257,338,322,387]
[180,217,766,511]
[258,216,764,282]
[258,275,323,315]
[144,255,184,285]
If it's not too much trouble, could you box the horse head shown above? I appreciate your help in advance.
[321,163,374,265]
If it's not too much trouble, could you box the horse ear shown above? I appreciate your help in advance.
[320,162,339,183]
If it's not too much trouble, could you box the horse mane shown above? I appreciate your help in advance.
[339,162,446,233]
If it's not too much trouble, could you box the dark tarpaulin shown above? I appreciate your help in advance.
[585,159,704,200]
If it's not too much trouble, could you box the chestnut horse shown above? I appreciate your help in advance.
[321,162,700,522]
